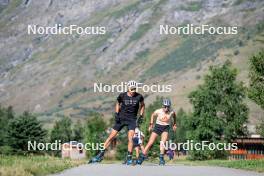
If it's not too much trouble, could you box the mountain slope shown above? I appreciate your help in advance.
[0,0,263,129]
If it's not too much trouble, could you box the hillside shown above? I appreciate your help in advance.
[0,0,263,130]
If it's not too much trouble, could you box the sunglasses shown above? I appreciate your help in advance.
[130,88,136,91]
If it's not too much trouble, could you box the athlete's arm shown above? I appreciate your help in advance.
[149,111,157,131]
[116,93,123,113]
[139,100,145,116]
[115,101,120,113]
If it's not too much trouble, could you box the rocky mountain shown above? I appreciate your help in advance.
[0,0,263,130]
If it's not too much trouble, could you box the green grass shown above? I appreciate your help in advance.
[111,1,141,19]
[89,32,112,50]
[0,0,22,15]
[124,49,150,69]
[130,23,152,42]
[179,1,203,11]
[174,159,264,172]
[119,23,152,52]
[233,0,257,6]
[119,0,166,52]
[135,49,150,59]
[144,34,238,78]
[0,155,85,176]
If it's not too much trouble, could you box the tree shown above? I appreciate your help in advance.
[73,120,84,142]
[248,51,264,136]
[187,61,248,160]
[0,106,15,154]
[50,116,73,143]
[175,108,189,143]
[256,119,264,137]
[7,111,46,154]
[84,113,107,157]
[248,50,264,109]
[0,106,15,147]
[115,130,128,160]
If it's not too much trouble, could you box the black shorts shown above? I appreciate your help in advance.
[113,119,136,132]
[133,137,140,148]
[153,124,170,135]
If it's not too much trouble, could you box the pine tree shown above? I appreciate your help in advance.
[84,113,107,157]
[0,106,15,154]
[187,61,248,160]
[50,116,73,143]
[73,120,84,142]
[7,111,46,154]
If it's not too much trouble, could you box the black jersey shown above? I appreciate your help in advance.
[117,92,144,119]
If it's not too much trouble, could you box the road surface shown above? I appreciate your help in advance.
[51,163,264,176]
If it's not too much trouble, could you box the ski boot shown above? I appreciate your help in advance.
[88,150,104,164]
[126,153,134,165]
[126,158,134,165]
[159,154,165,166]
[136,153,146,165]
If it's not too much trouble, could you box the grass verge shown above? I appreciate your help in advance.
[172,159,264,172]
[0,155,85,176]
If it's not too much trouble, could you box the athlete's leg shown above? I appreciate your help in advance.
[140,143,145,152]
[159,131,168,165]
[89,126,121,163]
[103,129,119,149]
[127,130,135,153]
[160,131,169,155]
[137,132,158,165]
[135,146,140,158]
[143,132,158,155]
[125,129,135,165]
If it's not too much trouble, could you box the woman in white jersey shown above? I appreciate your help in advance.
[138,99,176,165]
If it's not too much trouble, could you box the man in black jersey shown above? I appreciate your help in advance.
[89,80,145,165]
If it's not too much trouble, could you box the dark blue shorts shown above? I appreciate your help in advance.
[153,124,170,135]
[133,137,140,148]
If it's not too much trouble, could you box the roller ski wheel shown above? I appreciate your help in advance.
[88,156,103,164]
[159,157,165,166]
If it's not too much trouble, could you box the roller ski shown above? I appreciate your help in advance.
[136,153,146,165]
[124,153,136,165]
[159,154,165,166]
[123,158,137,165]
[88,150,104,164]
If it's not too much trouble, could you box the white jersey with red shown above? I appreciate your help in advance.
[133,127,144,144]
[154,108,175,126]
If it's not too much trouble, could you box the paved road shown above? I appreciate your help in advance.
[52,163,264,176]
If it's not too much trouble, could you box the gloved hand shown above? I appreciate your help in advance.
[115,112,121,123]
[136,115,143,125]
